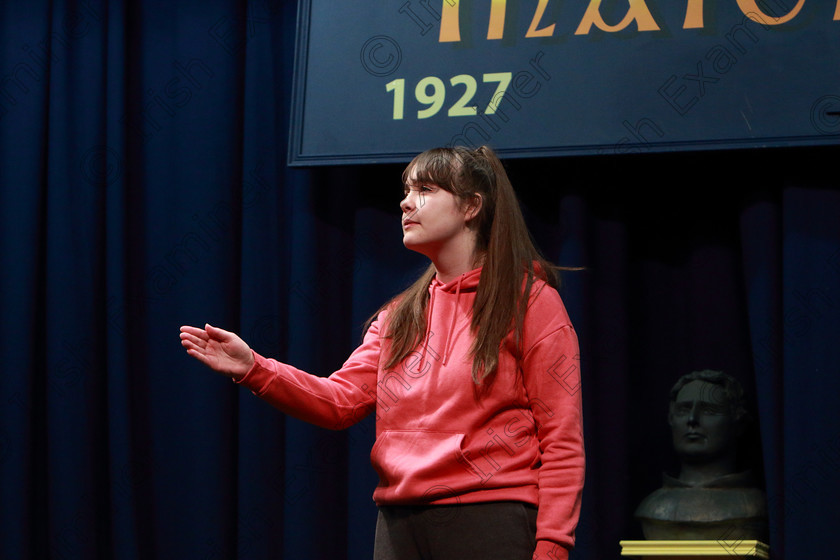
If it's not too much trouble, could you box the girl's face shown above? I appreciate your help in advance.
[400,172,475,260]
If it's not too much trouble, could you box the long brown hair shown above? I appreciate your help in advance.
[374,146,559,384]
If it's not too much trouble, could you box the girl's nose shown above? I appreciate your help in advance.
[400,191,414,212]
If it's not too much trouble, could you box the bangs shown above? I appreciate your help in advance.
[402,148,462,192]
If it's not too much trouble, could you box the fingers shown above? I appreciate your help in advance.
[179,334,204,353]
[179,328,215,368]
[179,324,230,347]
[179,323,233,356]
[179,326,207,349]
[180,325,208,339]
[204,323,233,342]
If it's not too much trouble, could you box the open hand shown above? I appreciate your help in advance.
[179,324,255,379]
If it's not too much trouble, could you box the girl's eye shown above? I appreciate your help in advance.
[404,185,433,194]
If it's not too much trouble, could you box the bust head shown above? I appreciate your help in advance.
[668,370,747,472]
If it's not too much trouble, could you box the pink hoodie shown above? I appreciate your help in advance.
[235,267,584,559]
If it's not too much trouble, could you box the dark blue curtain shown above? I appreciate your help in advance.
[1,1,838,559]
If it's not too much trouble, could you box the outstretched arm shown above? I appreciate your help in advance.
[180,317,383,429]
[179,324,255,379]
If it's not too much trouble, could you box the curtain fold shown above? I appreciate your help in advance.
[1,2,838,559]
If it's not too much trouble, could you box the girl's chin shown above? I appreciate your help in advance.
[402,238,432,257]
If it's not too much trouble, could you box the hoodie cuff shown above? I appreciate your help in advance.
[232,350,269,392]
[533,540,570,560]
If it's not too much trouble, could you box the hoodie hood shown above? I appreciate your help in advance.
[429,266,482,293]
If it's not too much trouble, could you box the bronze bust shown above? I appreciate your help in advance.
[635,370,768,541]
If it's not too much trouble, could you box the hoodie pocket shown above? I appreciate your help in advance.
[371,430,476,501]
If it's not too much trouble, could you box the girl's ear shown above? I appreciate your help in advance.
[464,193,483,222]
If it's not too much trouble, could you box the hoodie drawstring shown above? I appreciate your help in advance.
[442,275,463,366]
[422,273,464,367]
[421,285,436,366]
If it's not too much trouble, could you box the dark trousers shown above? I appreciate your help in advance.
[373,501,537,560]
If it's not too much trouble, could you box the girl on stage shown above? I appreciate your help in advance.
[180,146,585,560]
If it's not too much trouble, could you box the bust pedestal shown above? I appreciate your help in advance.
[619,540,769,559]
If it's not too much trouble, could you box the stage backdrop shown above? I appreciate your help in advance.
[289,0,840,164]
[0,1,838,560]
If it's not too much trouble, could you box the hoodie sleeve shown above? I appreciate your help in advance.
[233,318,382,430]
[521,290,585,560]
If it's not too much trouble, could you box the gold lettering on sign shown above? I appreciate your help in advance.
[440,0,461,42]
[488,0,506,39]
[683,0,704,29]
[526,0,556,38]
[436,0,827,43]
[736,0,805,25]
[575,0,661,35]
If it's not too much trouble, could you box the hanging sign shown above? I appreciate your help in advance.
[288,0,840,165]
